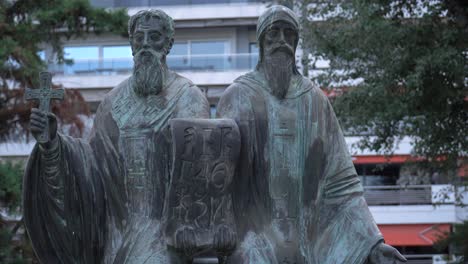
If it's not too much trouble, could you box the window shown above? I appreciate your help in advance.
[103,46,132,73]
[249,42,259,68]
[249,42,259,53]
[54,39,233,75]
[63,46,99,74]
[210,105,217,118]
[171,42,189,55]
[167,40,229,71]
[103,46,132,58]
[64,46,98,60]
[168,42,189,70]
[190,40,228,70]
[356,164,400,186]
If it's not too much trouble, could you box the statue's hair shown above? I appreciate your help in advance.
[128,9,175,54]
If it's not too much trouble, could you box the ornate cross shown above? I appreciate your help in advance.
[25,72,64,143]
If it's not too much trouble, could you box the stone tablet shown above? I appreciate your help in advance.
[165,118,240,261]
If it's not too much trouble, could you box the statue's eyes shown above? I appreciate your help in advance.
[150,32,161,41]
[284,28,296,41]
[267,29,279,38]
[134,33,144,42]
[284,28,295,38]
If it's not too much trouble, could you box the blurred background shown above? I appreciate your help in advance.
[0,0,466,263]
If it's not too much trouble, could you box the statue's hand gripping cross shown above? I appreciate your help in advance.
[25,72,64,143]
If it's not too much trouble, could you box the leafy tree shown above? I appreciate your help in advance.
[0,0,129,142]
[0,1,129,262]
[0,161,30,263]
[300,0,467,173]
[435,221,468,263]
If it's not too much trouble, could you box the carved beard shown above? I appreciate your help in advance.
[133,49,166,96]
[263,48,294,99]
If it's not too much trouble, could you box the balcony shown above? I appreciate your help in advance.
[363,184,456,206]
[114,0,265,7]
[48,53,259,76]
[364,185,432,205]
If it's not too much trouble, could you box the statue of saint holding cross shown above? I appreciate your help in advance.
[22,10,229,264]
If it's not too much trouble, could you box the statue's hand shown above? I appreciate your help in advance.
[174,226,197,258]
[213,224,237,256]
[368,243,407,263]
[30,108,58,149]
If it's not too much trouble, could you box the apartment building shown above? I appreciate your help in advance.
[1,1,466,263]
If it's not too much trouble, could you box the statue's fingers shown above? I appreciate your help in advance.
[31,111,46,120]
[31,108,42,114]
[47,112,57,120]
[30,124,43,133]
[31,108,47,117]
[30,119,46,129]
[394,250,407,262]
[30,114,46,124]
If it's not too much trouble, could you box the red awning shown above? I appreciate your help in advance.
[352,155,415,164]
[378,224,451,246]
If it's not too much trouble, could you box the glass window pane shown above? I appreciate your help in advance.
[190,41,227,70]
[102,46,133,73]
[249,43,259,69]
[168,42,189,70]
[64,46,98,60]
[103,46,132,58]
[171,42,188,55]
[249,42,259,54]
[63,46,99,74]
[191,41,225,55]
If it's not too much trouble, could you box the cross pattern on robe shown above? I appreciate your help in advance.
[274,117,295,171]
[25,72,64,143]
[273,114,298,221]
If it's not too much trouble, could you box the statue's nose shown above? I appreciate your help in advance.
[143,33,150,48]
[278,29,286,43]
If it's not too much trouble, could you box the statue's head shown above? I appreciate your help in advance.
[256,6,300,99]
[128,9,175,96]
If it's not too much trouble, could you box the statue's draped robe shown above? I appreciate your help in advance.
[217,71,383,264]
[23,71,210,263]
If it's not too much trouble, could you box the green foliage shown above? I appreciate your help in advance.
[0,161,28,264]
[0,0,129,142]
[435,221,468,263]
[0,228,27,264]
[301,0,467,171]
[0,162,23,210]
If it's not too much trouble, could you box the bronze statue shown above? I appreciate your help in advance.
[25,6,407,264]
[217,5,407,264]
[24,9,212,263]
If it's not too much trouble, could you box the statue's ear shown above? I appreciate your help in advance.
[167,37,174,55]
[130,37,136,56]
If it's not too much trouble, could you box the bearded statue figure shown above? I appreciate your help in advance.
[24,10,211,263]
[217,6,407,264]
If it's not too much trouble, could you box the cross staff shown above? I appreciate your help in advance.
[25,72,64,143]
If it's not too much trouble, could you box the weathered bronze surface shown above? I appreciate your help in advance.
[166,118,239,262]
[23,10,214,263]
[24,72,64,143]
[24,6,407,264]
[216,5,407,264]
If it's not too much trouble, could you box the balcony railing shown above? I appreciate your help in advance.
[363,185,433,205]
[48,53,259,75]
[114,0,265,7]
[404,255,442,264]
